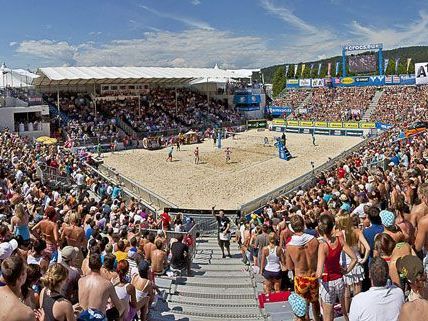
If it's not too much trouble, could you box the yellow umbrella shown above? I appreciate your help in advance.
[36,136,50,143]
[43,138,58,145]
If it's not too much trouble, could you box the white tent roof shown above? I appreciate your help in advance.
[33,66,257,87]
[0,64,37,88]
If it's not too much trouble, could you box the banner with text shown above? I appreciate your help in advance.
[416,62,428,85]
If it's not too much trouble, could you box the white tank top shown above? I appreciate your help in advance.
[265,246,281,272]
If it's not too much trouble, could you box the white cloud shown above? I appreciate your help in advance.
[9,42,17,47]
[259,0,316,33]
[349,11,428,48]
[139,5,214,30]
[89,31,102,36]
[15,40,77,65]
[191,0,201,5]
[14,30,293,68]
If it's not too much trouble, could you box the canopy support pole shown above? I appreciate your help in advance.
[175,87,178,115]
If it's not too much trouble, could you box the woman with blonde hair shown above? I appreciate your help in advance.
[11,203,30,243]
[335,212,370,313]
[39,263,76,321]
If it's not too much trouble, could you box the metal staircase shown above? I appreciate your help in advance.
[150,236,265,321]
[362,89,384,121]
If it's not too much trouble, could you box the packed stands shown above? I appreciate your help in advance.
[288,87,376,121]
[272,89,310,109]
[370,85,428,125]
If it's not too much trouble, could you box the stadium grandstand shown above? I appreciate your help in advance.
[2,41,428,321]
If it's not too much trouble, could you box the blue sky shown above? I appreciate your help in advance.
[3,0,428,69]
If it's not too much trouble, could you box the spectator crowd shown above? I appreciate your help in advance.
[0,129,195,321]
[235,125,428,320]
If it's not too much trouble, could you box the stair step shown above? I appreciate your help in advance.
[176,287,255,299]
[168,295,259,307]
[166,303,262,319]
[177,280,253,288]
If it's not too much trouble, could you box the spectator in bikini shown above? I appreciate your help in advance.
[32,206,59,262]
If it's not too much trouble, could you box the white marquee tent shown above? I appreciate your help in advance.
[33,66,258,87]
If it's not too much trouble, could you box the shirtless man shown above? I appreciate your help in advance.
[78,253,124,321]
[410,183,428,228]
[143,233,156,263]
[0,256,44,321]
[285,215,321,321]
[151,239,168,275]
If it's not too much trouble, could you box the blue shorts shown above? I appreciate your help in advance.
[78,309,107,321]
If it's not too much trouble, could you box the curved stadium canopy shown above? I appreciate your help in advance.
[33,66,258,87]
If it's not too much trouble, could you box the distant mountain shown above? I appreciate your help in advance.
[261,46,428,83]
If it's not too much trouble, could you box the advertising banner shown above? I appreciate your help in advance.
[272,119,286,125]
[385,75,401,84]
[329,122,343,128]
[287,120,299,127]
[415,62,428,85]
[312,78,325,87]
[317,63,322,76]
[286,79,299,88]
[300,121,314,127]
[343,122,359,129]
[315,121,328,128]
[299,79,311,87]
[359,122,376,129]
[332,76,385,87]
[267,106,292,116]
[234,94,261,104]
[247,119,267,129]
[401,74,416,85]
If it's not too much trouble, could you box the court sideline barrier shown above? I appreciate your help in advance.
[239,136,374,214]
[95,163,175,211]
[85,163,158,214]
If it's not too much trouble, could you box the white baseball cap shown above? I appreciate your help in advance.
[0,239,18,260]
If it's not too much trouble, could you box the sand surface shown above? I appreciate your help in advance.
[103,130,362,210]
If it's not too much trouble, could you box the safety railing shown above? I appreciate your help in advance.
[142,224,199,258]
[84,163,157,213]
[97,164,177,211]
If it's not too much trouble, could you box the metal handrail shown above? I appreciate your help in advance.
[84,163,158,213]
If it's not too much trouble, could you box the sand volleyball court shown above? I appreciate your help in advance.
[103,130,362,209]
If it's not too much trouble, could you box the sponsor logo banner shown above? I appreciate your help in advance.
[329,122,343,128]
[315,121,328,128]
[312,78,325,87]
[359,122,376,129]
[299,121,314,127]
[267,106,292,116]
[343,43,382,51]
[287,79,299,84]
[369,75,385,85]
[286,120,299,127]
[272,119,286,125]
[247,119,267,129]
[299,79,311,87]
[416,62,428,85]
[354,77,369,82]
[343,122,359,129]
[341,77,354,85]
